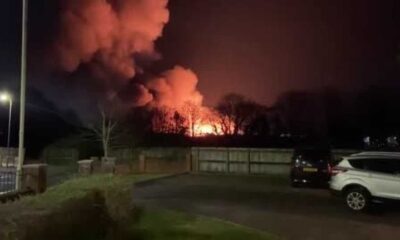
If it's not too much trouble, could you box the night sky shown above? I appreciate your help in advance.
[0,0,399,112]
[158,0,400,106]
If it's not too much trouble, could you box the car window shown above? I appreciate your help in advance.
[293,150,331,163]
[364,158,399,175]
[348,159,365,169]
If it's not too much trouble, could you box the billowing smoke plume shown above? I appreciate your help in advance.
[145,66,203,108]
[126,66,203,109]
[52,0,204,110]
[54,0,169,81]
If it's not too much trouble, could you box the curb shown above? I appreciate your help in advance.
[0,189,34,204]
[134,172,189,187]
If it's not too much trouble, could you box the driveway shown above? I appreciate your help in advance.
[133,174,400,240]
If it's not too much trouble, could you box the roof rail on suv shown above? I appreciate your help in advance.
[350,151,400,158]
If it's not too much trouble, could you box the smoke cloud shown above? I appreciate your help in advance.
[53,0,169,80]
[52,0,204,110]
[145,66,203,108]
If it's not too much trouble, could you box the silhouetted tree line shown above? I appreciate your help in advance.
[277,85,400,148]
[23,83,400,157]
[124,84,400,149]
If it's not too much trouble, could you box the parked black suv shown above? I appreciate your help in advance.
[290,147,332,187]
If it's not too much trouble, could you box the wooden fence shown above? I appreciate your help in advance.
[41,148,79,165]
[191,147,293,175]
[0,148,18,167]
[108,147,191,174]
[42,146,358,175]
[191,147,358,175]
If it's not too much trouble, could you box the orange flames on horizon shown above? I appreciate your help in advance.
[181,105,226,137]
[193,123,220,136]
[151,103,234,137]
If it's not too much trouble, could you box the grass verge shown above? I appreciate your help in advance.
[0,174,164,240]
[0,174,280,240]
[19,174,163,210]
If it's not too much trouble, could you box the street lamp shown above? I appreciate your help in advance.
[0,93,12,148]
[16,0,28,190]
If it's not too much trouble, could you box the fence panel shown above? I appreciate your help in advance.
[192,148,360,175]
[198,148,228,173]
[0,148,18,167]
[41,148,79,165]
[0,168,16,194]
[192,147,293,175]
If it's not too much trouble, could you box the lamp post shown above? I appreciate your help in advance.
[0,93,12,148]
[17,0,28,190]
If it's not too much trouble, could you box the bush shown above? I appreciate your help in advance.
[0,174,162,240]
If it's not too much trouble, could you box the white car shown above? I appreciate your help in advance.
[330,152,400,211]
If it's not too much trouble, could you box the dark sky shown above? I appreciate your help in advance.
[0,0,399,110]
[158,0,400,106]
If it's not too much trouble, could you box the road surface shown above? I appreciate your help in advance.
[134,174,400,240]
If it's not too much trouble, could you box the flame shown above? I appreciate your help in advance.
[183,104,226,137]
[194,124,216,136]
[189,108,230,137]
[151,101,234,137]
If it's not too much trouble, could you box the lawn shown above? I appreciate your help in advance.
[46,164,77,186]
[0,174,165,239]
[132,208,280,240]
[0,174,280,240]
[20,173,164,210]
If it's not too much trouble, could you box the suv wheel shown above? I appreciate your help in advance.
[345,187,370,211]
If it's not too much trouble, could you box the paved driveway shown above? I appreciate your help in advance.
[134,174,400,240]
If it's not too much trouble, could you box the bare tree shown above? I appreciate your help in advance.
[244,106,271,136]
[89,105,120,158]
[151,107,171,134]
[151,107,187,135]
[172,111,187,135]
[217,113,235,135]
[201,109,223,135]
[181,101,202,137]
[216,93,259,136]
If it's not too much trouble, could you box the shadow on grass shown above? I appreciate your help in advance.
[132,228,212,240]
[17,190,111,240]
[124,208,278,240]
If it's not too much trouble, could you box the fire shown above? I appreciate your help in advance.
[194,124,216,136]
[187,107,231,137]
[151,101,234,137]
[183,104,227,137]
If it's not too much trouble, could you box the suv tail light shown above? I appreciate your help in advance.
[331,166,347,176]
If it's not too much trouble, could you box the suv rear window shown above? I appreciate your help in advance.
[349,158,400,174]
[348,158,400,174]
[348,159,365,169]
[293,149,331,163]
[364,158,400,175]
